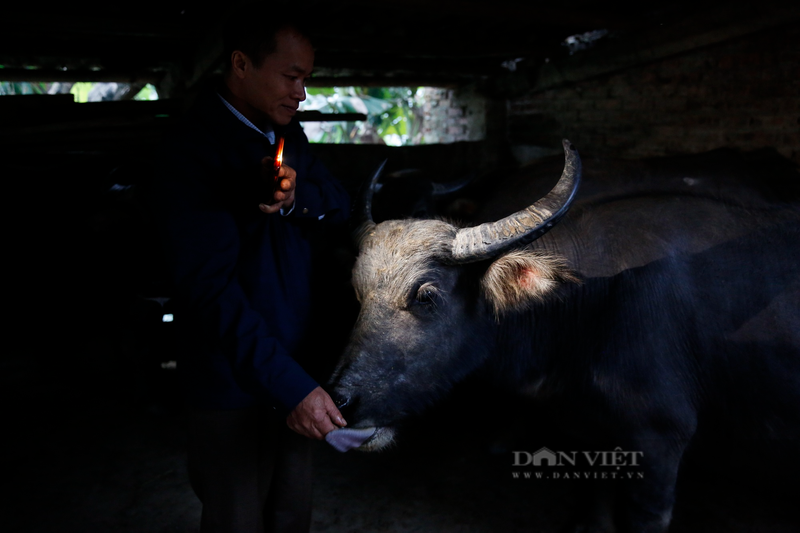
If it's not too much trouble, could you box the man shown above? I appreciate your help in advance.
[150,7,349,532]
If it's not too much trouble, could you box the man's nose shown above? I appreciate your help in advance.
[293,82,306,102]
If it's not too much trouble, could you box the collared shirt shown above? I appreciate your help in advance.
[217,93,276,144]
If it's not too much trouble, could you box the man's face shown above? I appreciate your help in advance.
[239,27,314,126]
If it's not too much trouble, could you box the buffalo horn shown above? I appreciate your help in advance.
[451,140,581,263]
[353,159,387,246]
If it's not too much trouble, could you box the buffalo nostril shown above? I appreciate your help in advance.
[331,393,350,410]
[331,393,360,421]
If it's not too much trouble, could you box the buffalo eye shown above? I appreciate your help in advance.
[415,282,439,305]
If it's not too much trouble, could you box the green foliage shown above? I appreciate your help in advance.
[0,81,49,95]
[133,84,159,101]
[301,87,424,145]
[0,81,159,101]
[70,82,93,102]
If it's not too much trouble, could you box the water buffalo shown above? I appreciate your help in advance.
[328,141,800,532]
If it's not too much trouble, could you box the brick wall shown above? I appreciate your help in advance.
[419,86,486,144]
[507,24,799,164]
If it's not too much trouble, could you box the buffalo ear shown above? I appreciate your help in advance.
[480,250,577,316]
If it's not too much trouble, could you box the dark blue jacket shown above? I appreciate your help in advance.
[150,90,350,413]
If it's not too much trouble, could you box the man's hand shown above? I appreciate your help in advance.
[259,157,296,214]
[286,386,347,439]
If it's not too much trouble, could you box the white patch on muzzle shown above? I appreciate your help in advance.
[357,426,396,451]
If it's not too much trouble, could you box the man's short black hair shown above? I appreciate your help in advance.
[222,2,313,70]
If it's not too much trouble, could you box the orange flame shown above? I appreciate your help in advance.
[274,137,285,176]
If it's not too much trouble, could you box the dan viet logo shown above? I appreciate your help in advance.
[511,447,645,480]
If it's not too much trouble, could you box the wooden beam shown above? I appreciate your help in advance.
[0,97,179,129]
[297,111,367,122]
[0,68,162,84]
[306,76,460,88]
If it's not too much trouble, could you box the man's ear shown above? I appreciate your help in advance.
[480,250,578,316]
[230,51,249,79]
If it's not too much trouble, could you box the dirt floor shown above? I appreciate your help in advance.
[4,333,799,533]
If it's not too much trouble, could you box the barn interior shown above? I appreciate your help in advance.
[3,1,799,531]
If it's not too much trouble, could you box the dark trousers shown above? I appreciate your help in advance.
[187,407,313,533]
